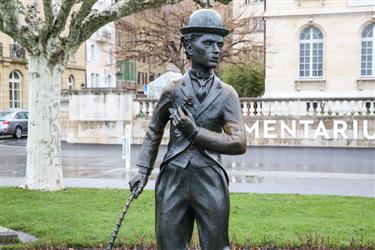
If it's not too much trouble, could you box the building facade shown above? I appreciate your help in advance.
[233,0,265,60]
[0,32,85,110]
[115,17,166,95]
[85,0,116,88]
[264,0,375,98]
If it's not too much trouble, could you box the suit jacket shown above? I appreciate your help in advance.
[136,72,246,183]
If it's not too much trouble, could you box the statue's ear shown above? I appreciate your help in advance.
[185,43,193,58]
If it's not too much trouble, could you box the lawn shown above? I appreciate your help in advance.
[0,187,374,249]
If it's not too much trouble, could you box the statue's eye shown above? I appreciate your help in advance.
[203,41,213,46]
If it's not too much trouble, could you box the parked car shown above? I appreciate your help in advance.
[0,109,28,138]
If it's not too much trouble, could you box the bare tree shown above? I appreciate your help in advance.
[115,0,261,74]
[0,0,230,191]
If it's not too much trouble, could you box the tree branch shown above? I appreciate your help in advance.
[0,1,39,53]
[43,0,53,25]
[50,0,76,37]
[0,0,20,38]
[66,0,231,52]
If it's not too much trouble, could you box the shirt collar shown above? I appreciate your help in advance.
[188,68,214,82]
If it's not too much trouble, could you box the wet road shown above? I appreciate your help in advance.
[1,138,374,197]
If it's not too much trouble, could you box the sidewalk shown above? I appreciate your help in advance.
[2,176,374,197]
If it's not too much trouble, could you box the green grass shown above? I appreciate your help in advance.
[0,187,374,249]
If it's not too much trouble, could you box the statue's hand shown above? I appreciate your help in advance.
[173,106,199,139]
[129,173,149,198]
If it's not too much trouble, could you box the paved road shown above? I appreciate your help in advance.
[1,138,374,197]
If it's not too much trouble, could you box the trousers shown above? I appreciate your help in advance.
[155,162,230,250]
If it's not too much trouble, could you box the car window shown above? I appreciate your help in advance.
[16,112,27,119]
[24,112,29,119]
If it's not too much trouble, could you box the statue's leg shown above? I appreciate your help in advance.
[190,165,230,250]
[155,163,194,250]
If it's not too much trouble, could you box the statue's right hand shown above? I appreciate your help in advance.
[129,173,149,199]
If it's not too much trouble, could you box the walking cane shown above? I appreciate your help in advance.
[106,193,136,250]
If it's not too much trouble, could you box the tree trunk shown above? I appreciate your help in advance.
[24,55,64,190]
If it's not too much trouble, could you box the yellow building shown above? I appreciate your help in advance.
[0,32,86,110]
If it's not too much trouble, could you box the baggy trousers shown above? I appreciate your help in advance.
[155,162,230,250]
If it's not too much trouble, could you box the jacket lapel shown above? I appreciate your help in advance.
[194,75,222,120]
[180,74,198,112]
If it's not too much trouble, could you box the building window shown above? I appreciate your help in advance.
[109,48,113,64]
[0,43,3,57]
[299,26,323,78]
[96,74,100,87]
[9,71,22,108]
[252,17,265,32]
[149,73,155,82]
[137,72,149,85]
[90,44,96,62]
[68,75,75,90]
[91,73,95,87]
[123,60,136,82]
[361,23,374,77]
[107,75,112,86]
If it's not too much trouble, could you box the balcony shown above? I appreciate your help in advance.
[10,44,26,59]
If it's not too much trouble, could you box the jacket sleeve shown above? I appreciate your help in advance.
[136,82,175,175]
[193,86,247,155]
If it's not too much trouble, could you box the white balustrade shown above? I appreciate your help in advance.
[131,97,375,119]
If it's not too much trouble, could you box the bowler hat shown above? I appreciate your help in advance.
[180,9,230,37]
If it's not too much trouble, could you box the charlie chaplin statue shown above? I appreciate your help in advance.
[129,8,246,250]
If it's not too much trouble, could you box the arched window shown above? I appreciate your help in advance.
[299,26,323,78]
[68,75,75,90]
[361,23,374,77]
[9,71,22,108]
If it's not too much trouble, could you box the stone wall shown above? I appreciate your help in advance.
[244,116,375,148]
[129,116,374,148]
[61,90,134,144]
[60,93,374,147]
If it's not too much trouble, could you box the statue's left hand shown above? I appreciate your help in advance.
[173,106,199,139]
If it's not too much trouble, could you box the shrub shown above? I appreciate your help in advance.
[219,64,264,97]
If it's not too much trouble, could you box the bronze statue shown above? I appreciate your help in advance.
[129,8,246,250]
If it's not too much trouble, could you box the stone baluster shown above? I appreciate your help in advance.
[255,101,262,116]
[274,101,281,116]
[337,100,344,116]
[306,101,313,116]
[349,100,357,116]
[262,101,270,116]
[316,102,322,116]
[242,101,248,116]
[249,101,255,116]
[360,100,368,116]
[280,101,288,116]
[324,101,331,116]
[333,100,341,116]
[342,100,351,116]
[134,100,141,118]
[369,101,375,116]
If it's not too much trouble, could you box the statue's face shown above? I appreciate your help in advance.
[188,33,224,69]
